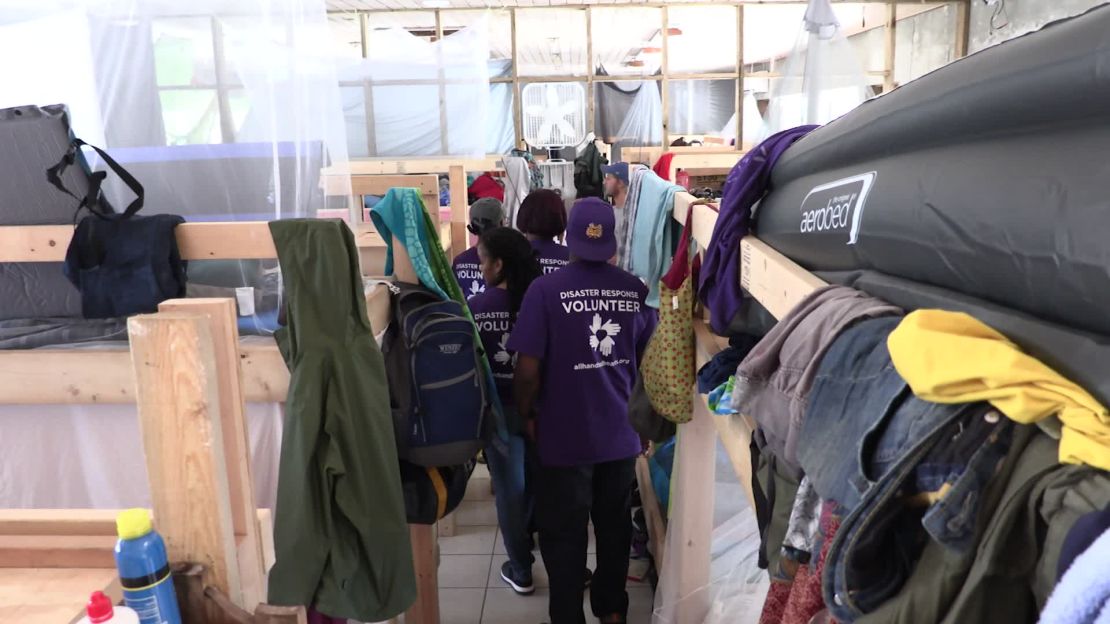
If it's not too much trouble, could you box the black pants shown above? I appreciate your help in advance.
[536,457,637,624]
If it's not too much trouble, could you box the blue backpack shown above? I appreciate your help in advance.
[382,282,487,466]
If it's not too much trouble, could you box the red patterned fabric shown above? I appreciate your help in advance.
[760,577,794,624]
[781,504,841,624]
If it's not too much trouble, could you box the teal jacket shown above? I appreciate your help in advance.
[266,219,416,621]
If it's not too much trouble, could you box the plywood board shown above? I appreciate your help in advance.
[0,536,116,568]
[127,312,241,600]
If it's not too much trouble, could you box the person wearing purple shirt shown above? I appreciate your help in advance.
[469,227,544,596]
[452,197,505,300]
[509,197,658,624]
[517,189,571,275]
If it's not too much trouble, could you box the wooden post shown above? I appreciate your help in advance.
[884,0,897,93]
[586,7,595,135]
[158,299,267,610]
[127,312,242,603]
[404,525,440,624]
[661,6,671,148]
[736,5,745,150]
[449,164,468,258]
[437,513,457,539]
[510,9,524,150]
[435,10,450,155]
[954,0,971,59]
[668,389,717,624]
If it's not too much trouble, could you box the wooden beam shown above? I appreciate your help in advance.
[449,164,469,258]
[586,6,595,135]
[0,536,116,568]
[404,525,439,624]
[954,0,970,58]
[510,8,524,149]
[672,192,719,254]
[0,509,274,539]
[739,236,827,320]
[127,312,241,601]
[323,156,502,176]
[736,5,745,150]
[884,0,897,93]
[435,9,450,155]
[159,299,265,610]
[661,5,670,148]
[359,11,369,59]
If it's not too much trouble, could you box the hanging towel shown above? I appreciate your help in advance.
[503,156,532,228]
[616,164,650,270]
[267,219,416,621]
[370,187,510,444]
[888,310,1110,471]
[698,126,817,334]
[1039,527,1110,624]
[652,152,676,181]
[628,170,684,307]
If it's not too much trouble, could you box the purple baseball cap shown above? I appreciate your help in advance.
[566,197,616,263]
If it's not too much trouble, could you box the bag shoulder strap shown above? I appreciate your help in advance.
[46,138,145,220]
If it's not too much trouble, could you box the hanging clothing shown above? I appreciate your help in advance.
[615,164,649,271]
[698,126,817,335]
[628,170,684,308]
[574,141,607,199]
[652,152,676,181]
[887,310,1110,471]
[1040,527,1110,624]
[468,172,505,203]
[734,285,901,476]
[503,157,533,228]
[266,219,415,622]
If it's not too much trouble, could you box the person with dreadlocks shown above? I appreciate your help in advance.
[469,227,544,595]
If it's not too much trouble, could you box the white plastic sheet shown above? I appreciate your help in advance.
[337,20,490,157]
[763,0,873,136]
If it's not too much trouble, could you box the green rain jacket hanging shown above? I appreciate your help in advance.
[266,219,416,621]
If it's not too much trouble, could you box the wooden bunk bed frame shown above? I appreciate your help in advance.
[633,190,825,624]
[0,218,447,623]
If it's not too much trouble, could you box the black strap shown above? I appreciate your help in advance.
[748,437,773,569]
[46,138,144,220]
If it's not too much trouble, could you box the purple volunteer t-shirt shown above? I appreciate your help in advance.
[469,287,515,404]
[507,261,658,467]
[452,246,486,300]
[531,238,571,275]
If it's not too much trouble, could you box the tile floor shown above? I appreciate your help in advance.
[430,464,656,624]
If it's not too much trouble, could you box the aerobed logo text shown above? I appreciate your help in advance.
[798,172,876,245]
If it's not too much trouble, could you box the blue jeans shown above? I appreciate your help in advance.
[485,432,536,577]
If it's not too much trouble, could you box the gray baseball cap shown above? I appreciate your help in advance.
[469,197,505,233]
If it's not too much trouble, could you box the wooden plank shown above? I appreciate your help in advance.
[736,5,745,150]
[668,151,741,181]
[954,0,970,58]
[404,524,440,624]
[0,568,119,623]
[323,156,502,176]
[449,164,469,258]
[668,389,718,624]
[672,192,718,253]
[0,221,387,263]
[323,173,438,197]
[660,6,670,148]
[159,299,265,610]
[0,343,288,405]
[634,456,667,570]
[0,508,275,540]
[739,237,826,320]
[884,0,897,93]
[127,312,241,600]
[437,513,457,538]
[0,535,116,568]
[511,8,523,149]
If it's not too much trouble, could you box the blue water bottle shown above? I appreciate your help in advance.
[114,509,183,624]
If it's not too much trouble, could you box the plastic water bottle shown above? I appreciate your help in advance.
[76,591,141,624]
[114,509,182,624]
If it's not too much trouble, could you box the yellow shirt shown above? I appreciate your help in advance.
[887,310,1110,471]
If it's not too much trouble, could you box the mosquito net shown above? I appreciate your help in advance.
[763,0,873,137]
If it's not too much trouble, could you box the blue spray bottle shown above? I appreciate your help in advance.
[114,509,183,624]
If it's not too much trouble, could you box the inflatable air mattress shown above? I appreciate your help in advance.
[754,5,1110,340]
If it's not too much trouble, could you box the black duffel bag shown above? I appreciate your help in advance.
[47,138,186,319]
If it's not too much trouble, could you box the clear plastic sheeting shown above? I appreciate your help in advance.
[337,20,490,157]
[763,0,872,137]
[719,92,768,148]
[612,81,664,149]
[0,0,352,335]
[653,437,769,624]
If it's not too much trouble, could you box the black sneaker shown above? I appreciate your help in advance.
[500,561,535,595]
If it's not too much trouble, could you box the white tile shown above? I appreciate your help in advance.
[440,524,498,556]
[480,588,550,624]
[626,586,655,623]
[439,588,486,624]
[439,554,494,589]
[488,553,598,589]
[455,500,499,527]
[465,476,494,502]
